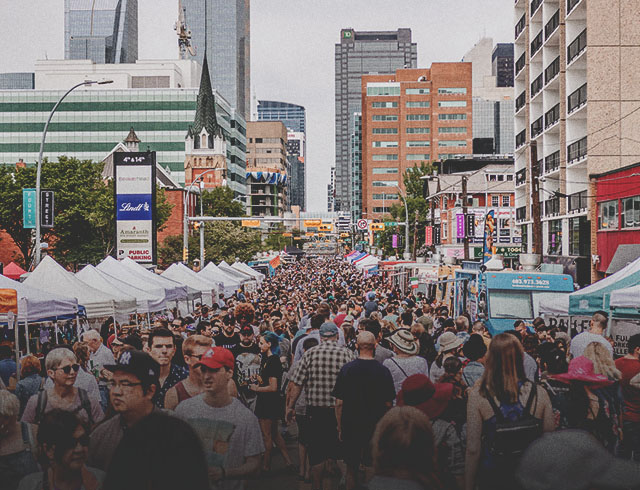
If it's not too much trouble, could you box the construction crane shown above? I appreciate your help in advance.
[174,0,196,59]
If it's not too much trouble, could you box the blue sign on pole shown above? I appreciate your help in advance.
[23,188,36,229]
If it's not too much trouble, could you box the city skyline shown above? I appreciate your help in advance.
[0,0,514,212]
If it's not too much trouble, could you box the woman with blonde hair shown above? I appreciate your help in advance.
[583,341,622,381]
[368,406,443,490]
[465,333,554,490]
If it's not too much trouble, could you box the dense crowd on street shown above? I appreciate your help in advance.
[1,256,640,490]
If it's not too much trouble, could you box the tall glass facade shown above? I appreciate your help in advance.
[0,73,35,89]
[334,28,417,212]
[64,0,138,64]
[472,98,515,154]
[182,0,250,119]
[0,88,246,193]
[350,112,362,221]
[257,100,306,133]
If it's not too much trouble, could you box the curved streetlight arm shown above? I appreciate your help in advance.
[34,80,112,267]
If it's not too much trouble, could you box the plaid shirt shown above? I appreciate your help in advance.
[290,340,355,408]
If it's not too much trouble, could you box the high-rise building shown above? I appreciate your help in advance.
[64,0,138,64]
[0,73,35,89]
[350,112,362,221]
[0,59,246,190]
[492,43,515,88]
[361,65,473,220]
[514,0,640,284]
[328,167,336,212]
[463,38,515,155]
[257,100,306,133]
[246,121,289,217]
[181,0,250,119]
[257,100,307,210]
[334,28,417,212]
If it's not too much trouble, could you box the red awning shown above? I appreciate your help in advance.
[3,262,26,280]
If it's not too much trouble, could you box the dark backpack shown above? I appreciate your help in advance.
[486,382,543,460]
[34,387,94,426]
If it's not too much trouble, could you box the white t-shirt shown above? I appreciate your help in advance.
[383,356,429,394]
[570,331,613,358]
[175,395,265,490]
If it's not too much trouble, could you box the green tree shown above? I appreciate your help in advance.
[200,186,245,217]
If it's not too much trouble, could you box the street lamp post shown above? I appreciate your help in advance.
[34,79,113,267]
[394,185,411,260]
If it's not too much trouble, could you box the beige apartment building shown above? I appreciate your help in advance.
[246,121,289,217]
[514,0,640,284]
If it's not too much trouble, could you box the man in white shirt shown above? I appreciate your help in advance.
[570,310,613,358]
[83,329,116,411]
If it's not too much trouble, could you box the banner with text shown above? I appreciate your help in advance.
[114,152,156,264]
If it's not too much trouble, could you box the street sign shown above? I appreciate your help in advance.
[356,219,368,230]
[41,190,54,228]
[304,219,322,227]
[385,221,398,227]
[22,189,36,229]
[282,232,293,237]
[241,219,261,228]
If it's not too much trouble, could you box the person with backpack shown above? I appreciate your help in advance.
[464,333,554,490]
[20,348,103,429]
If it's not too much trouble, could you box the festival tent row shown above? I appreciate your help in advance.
[23,256,136,320]
[232,260,265,285]
[198,262,242,298]
[218,261,258,292]
[161,263,218,306]
[610,284,640,313]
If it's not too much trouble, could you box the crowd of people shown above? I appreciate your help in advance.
[1,256,640,490]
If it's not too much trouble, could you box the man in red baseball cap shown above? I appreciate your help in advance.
[174,347,265,489]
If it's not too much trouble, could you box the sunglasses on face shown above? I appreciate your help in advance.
[57,364,80,374]
[68,433,91,448]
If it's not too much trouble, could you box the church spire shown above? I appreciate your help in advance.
[190,54,223,140]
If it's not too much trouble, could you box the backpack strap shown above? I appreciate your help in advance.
[524,382,538,416]
[34,388,48,424]
[391,358,409,378]
[486,395,506,422]
[77,388,94,426]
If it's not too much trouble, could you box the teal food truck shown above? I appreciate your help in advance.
[454,268,574,335]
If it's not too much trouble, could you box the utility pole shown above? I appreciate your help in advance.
[462,175,469,260]
[531,141,542,255]
[412,210,419,260]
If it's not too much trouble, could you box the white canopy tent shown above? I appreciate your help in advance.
[23,256,131,319]
[76,265,166,314]
[198,262,241,298]
[97,257,168,304]
[232,261,265,284]
[610,284,640,309]
[354,255,379,270]
[0,273,78,322]
[218,261,254,284]
[116,257,189,302]
[161,263,218,306]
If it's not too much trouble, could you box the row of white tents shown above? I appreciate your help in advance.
[0,255,265,324]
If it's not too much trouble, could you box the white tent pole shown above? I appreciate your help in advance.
[76,315,81,340]
[55,322,60,344]
[25,320,30,355]
[11,314,20,382]
[146,312,150,328]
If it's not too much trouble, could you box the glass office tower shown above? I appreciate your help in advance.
[64,0,138,64]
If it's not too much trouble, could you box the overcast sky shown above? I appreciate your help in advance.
[0,0,514,212]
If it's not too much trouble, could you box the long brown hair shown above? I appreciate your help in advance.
[479,333,526,403]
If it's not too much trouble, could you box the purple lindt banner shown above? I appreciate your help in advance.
[456,214,465,238]
[392,234,398,248]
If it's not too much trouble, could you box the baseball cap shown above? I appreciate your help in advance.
[195,347,235,370]
[239,325,254,336]
[319,321,339,338]
[105,351,160,386]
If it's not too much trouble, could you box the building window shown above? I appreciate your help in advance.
[438,127,467,134]
[438,140,467,147]
[372,128,398,134]
[547,219,562,255]
[502,195,510,207]
[622,196,640,228]
[406,88,430,94]
[372,154,398,161]
[438,100,467,108]
[366,84,401,96]
[438,154,459,160]
[373,193,398,200]
[569,216,590,256]
[372,141,398,148]
[372,180,399,187]
[372,114,399,121]
[406,154,430,160]
[406,141,430,147]
[372,101,398,108]
[438,113,467,120]
[598,200,619,230]
[443,196,448,209]
[406,114,430,121]
[406,127,430,134]
[492,196,500,207]
[442,222,448,239]
[373,207,391,213]
[438,87,467,95]
[406,101,430,108]
[372,167,399,174]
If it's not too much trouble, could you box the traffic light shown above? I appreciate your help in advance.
[318,224,333,232]
[182,247,188,262]
[193,221,201,230]
[370,223,385,231]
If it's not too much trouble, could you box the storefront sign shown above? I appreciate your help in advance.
[611,320,640,357]
[456,214,465,238]
[474,246,522,259]
[114,152,156,264]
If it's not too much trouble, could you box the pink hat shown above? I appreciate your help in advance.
[552,356,614,389]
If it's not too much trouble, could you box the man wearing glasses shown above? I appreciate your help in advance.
[87,350,162,471]
[22,348,104,427]
[164,335,213,410]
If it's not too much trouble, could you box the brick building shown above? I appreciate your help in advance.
[361,65,473,220]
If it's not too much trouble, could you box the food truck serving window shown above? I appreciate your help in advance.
[489,290,533,319]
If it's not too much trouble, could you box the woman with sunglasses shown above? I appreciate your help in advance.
[17,409,104,490]
[21,349,103,428]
